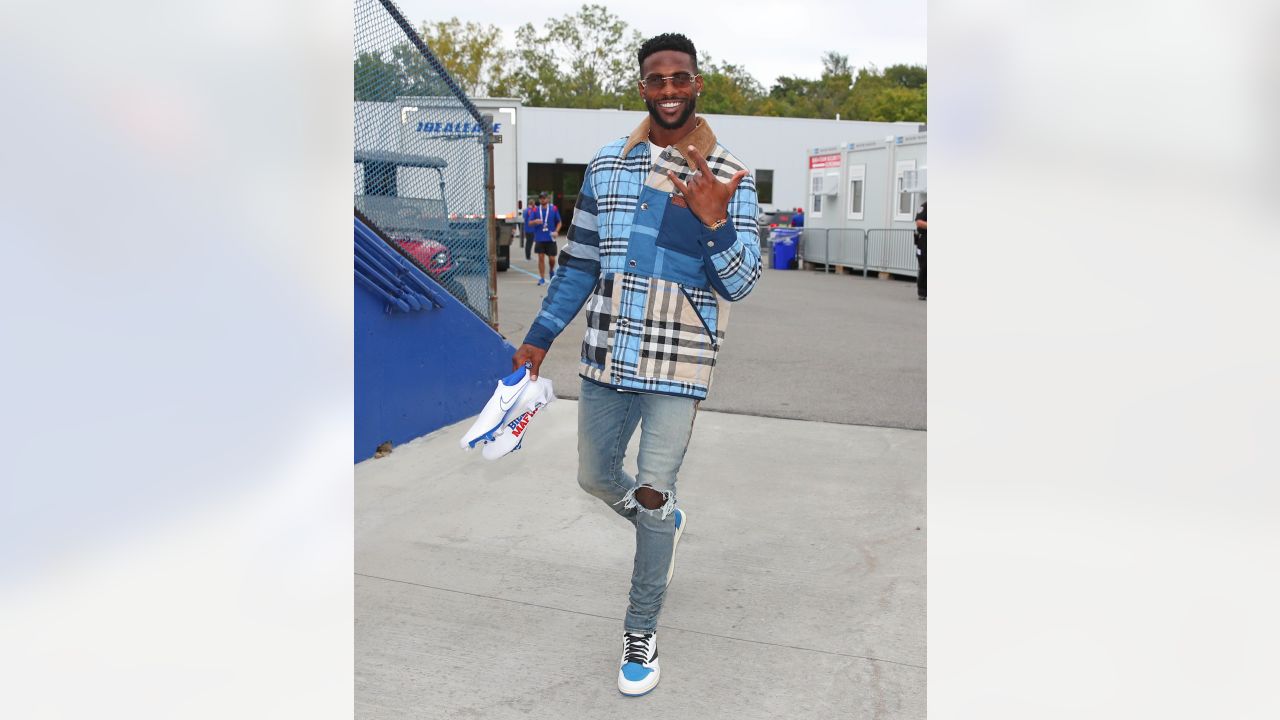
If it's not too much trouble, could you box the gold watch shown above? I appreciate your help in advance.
[703,217,729,231]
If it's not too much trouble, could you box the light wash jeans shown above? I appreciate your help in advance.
[577,378,699,634]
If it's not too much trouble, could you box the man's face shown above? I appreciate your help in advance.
[639,49,702,130]
[538,196,548,207]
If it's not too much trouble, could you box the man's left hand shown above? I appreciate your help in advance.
[668,145,747,227]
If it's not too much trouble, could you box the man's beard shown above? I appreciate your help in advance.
[645,96,696,130]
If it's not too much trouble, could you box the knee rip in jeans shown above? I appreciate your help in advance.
[616,484,674,519]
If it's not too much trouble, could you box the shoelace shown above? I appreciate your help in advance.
[623,633,653,665]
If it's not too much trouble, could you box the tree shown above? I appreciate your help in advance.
[842,64,927,122]
[697,55,765,115]
[417,18,510,97]
[759,52,858,119]
[353,46,452,100]
[883,63,927,89]
[356,9,927,124]
[354,51,402,101]
[505,4,643,109]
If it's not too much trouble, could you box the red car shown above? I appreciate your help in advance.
[390,234,455,279]
[388,233,469,303]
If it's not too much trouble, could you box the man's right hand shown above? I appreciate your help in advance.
[512,343,548,378]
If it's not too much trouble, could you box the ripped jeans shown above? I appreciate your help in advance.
[577,378,698,634]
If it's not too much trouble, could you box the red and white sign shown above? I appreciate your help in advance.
[809,153,841,169]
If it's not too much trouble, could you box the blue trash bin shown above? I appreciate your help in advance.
[770,228,800,270]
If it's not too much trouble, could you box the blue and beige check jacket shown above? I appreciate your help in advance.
[523,117,762,400]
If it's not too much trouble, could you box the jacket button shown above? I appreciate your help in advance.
[640,202,648,210]
[706,241,714,247]
[628,259,637,267]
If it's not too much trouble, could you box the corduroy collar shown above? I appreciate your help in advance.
[622,115,717,166]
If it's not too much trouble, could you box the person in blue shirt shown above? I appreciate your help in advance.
[790,206,804,227]
[524,191,562,285]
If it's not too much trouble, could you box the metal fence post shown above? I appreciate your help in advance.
[862,229,869,277]
[483,113,499,330]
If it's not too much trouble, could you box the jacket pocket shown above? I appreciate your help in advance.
[678,285,719,350]
[654,201,706,258]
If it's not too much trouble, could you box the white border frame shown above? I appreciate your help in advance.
[894,159,917,221]
[846,163,867,220]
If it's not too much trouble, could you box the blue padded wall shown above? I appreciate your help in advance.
[354,217,515,462]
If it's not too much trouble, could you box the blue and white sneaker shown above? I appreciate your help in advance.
[617,632,660,696]
[459,364,531,450]
[666,508,686,586]
[480,377,555,461]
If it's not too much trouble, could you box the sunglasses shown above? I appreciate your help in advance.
[640,72,699,90]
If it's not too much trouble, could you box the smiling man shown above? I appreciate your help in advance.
[511,33,762,696]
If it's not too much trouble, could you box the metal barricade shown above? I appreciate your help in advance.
[797,228,825,267]
[795,228,870,275]
[825,228,868,275]
[776,227,919,277]
[865,229,919,277]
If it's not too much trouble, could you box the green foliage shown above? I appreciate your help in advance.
[842,66,928,122]
[504,4,644,109]
[353,19,509,102]
[352,44,457,101]
[417,19,510,98]
[697,55,765,115]
[354,51,402,101]
[354,4,926,122]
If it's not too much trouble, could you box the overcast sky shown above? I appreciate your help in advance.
[395,0,927,88]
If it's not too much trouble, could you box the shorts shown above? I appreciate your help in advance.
[534,239,558,255]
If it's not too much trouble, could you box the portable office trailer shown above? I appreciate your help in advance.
[803,132,927,276]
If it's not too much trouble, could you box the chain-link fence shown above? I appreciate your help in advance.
[354,0,495,322]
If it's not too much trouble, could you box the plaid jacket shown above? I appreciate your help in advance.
[523,117,762,400]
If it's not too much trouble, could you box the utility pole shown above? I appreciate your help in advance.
[482,113,499,331]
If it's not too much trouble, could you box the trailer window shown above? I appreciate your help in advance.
[755,169,773,205]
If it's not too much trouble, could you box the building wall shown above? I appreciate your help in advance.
[517,106,921,214]
[808,133,927,231]
[800,134,926,275]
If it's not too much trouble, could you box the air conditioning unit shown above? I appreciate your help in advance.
[810,173,840,196]
[902,168,927,193]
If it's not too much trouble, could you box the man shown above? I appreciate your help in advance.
[914,200,927,300]
[516,199,533,260]
[511,32,761,696]
[790,206,804,228]
[524,191,561,285]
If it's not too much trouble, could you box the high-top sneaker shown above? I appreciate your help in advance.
[617,631,660,696]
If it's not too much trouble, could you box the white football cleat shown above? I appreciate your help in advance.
[480,378,555,461]
[459,364,532,450]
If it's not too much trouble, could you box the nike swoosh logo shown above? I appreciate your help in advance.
[497,381,528,411]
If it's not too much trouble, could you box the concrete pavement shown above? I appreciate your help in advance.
[356,399,925,718]
[492,252,926,430]
[356,251,926,717]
